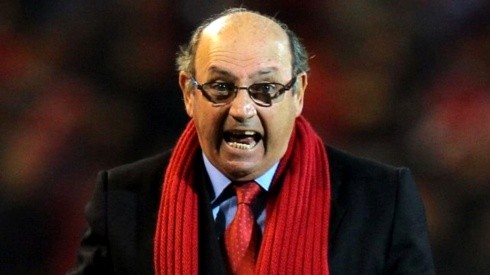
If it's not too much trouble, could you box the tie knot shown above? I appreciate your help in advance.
[233,181,261,205]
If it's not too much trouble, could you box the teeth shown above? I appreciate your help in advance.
[244,130,255,136]
[228,140,257,150]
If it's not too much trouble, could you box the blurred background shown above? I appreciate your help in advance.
[0,0,488,274]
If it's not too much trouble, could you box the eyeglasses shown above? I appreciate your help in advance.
[190,76,297,107]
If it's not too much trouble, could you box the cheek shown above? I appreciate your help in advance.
[194,118,217,155]
[264,107,296,151]
[193,105,225,147]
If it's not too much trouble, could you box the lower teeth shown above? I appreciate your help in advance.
[228,141,256,150]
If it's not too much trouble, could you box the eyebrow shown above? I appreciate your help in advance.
[253,68,279,78]
[207,66,234,78]
[207,66,280,80]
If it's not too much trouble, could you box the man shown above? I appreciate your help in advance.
[70,8,435,275]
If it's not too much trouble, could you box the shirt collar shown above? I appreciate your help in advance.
[202,152,278,202]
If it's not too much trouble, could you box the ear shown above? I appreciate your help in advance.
[179,71,194,117]
[293,72,308,117]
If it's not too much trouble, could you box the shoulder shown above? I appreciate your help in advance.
[102,150,173,192]
[326,145,414,206]
[327,145,403,180]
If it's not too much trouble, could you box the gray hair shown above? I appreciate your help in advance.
[176,8,310,78]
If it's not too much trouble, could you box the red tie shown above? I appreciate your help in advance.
[224,181,262,275]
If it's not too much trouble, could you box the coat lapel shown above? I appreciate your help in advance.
[328,152,347,252]
[193,156,228,274]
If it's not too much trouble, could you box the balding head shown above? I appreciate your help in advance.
[194,11,292,81]
[202,10,288,43]
[176,8,309,78]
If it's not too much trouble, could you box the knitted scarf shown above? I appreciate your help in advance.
[154,115,331,274]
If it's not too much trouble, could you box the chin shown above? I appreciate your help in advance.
[223,163,258,181]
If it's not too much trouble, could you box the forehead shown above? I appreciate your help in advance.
[195,12,292,78]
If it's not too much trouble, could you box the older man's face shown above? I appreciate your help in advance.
[180,12,306,181]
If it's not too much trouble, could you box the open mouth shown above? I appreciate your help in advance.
[223,130,262,150]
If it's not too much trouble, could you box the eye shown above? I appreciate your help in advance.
[207,82,235,93]
[250,83,278,94]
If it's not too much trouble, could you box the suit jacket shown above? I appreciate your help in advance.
[69,146,435,274]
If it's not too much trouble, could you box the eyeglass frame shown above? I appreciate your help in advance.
[189,75,297,107]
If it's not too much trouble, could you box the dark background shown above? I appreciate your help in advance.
[1,1,488,274]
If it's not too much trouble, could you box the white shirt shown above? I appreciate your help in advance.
[202,152,278,233]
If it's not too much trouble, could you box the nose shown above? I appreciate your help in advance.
[229,88,256,121]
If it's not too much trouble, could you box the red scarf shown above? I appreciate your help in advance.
[154,116,331,274]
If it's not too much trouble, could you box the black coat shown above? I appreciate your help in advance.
[69,146,435,274]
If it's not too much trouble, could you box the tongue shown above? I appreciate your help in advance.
[229,135,255,145]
